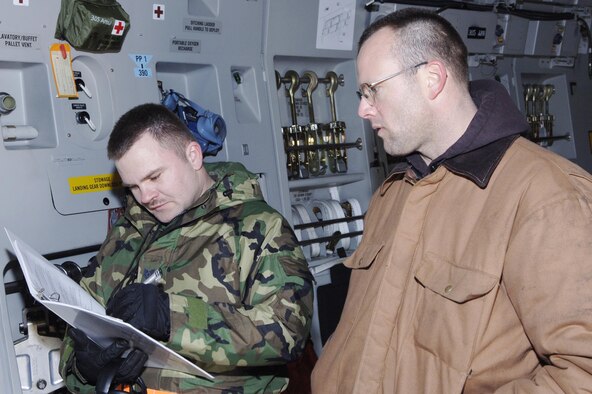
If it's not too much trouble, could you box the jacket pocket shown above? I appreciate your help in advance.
[415,252,498,303]
[413,252,500,370]
[344,242,384,269]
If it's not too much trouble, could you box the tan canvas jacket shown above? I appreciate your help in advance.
[312,137,592,393]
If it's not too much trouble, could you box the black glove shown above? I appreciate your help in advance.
[68,327,148,386]
[107,283,171,341]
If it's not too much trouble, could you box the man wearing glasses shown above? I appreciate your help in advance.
[312,7,592,393]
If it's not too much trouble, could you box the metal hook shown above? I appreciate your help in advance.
[325,71,339,122]
[302,71,318,123]
[284,70,300,125]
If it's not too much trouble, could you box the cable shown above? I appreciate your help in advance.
[366,0,576,22]
[496,4,574,21]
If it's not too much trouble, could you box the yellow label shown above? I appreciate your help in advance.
[68,173,122,194]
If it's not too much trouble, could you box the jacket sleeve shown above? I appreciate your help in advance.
[58,331,97,394]
[58,263,106,393]
[167,214,314,369]
[58,217,134,392]
[496,186,592,392]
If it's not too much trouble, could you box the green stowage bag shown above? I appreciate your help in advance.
[54,0,131,52]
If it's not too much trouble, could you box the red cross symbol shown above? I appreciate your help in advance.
[154,5,164,19]
[112,20,125,36]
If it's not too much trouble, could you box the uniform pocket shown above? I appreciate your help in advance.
[344,242,384,269]
[413,252,500,370]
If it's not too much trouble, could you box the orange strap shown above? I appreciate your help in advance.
[114,385,175,394]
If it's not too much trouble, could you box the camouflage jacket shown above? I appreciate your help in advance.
[59,162,313,393]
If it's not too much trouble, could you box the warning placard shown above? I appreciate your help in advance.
[68,173,122,194]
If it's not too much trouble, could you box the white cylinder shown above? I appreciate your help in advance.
[2,125,39,141]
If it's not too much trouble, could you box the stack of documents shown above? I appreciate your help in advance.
[5,228,213,380]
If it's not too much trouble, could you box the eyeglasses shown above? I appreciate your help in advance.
[356,61,427,106]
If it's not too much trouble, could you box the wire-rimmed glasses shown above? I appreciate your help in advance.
[356,61,427,106]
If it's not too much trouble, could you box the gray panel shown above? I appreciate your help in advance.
[0,0,591,390]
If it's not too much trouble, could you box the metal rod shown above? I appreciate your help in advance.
[294,214,365,230]
[285,137,363,152]
[276,72,345,88]
[298,230,364,246]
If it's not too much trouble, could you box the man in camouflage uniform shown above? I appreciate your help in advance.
[59,103,313,393]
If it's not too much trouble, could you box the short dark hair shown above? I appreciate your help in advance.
[107,103,195,160]
[358,8,468,88]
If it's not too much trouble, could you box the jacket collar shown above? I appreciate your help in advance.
[381,135,516,193]
[403,79,528,189]
[440,134,518,188]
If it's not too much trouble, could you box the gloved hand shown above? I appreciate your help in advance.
[68,327,148,386]
[107,283,171,341]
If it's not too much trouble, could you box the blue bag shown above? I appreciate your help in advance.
[161,89,226,156]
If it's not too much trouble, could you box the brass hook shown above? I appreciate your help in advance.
[284,70,300,125]
[302,71,318,123]
[325,71,339,122]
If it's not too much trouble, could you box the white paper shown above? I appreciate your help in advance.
[5,228,213,380]
[316,0,356,51]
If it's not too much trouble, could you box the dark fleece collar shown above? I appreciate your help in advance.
[407,79,529,188]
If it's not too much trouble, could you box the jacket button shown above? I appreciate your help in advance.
[444,285,453,293]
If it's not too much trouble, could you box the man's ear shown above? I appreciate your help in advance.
[186,141,204,170]
[424,60,448,100]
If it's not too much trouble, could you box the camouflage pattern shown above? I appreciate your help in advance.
[59,162,313,393]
